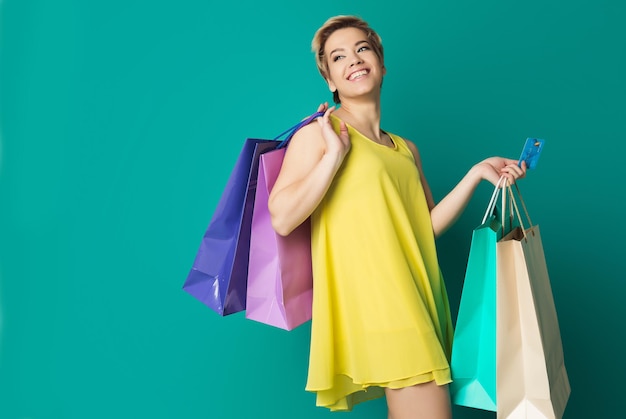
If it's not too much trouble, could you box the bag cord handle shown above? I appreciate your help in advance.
[501,179,535,240]
[481,175,508,225]
[274,111,325,148]
[502,179,525,237]
[482,176,534,241]
[512,182,533,227]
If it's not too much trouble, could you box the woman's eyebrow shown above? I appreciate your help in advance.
[329,40,370,56]
[329,47,345,56]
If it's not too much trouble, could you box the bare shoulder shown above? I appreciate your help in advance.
[403,138,423,165]
[272,119,325,188]
[287,121,325,153]
[403,137,434,206]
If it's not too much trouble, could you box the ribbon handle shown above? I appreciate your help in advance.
[481,175,508,225]
[274,111,325,148]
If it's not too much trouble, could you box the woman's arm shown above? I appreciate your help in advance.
[406,141,526,238]
[268,107,350,236]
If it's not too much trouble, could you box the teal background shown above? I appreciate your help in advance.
[1,0,624,418]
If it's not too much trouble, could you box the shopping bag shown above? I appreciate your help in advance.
[183,139,280,315]
[450,217,499,410]
[451,178,507,411]
[496,184,570,418]
[245,147,313,330]
[183,111,323,316]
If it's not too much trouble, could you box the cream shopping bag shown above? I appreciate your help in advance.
[496,184,570,418]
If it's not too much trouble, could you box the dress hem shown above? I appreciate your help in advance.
[307,368,452,412]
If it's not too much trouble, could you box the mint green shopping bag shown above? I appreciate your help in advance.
[450,217,499,410]
[450,179,507,411]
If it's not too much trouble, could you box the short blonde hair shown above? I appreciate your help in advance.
[311,15,384,103]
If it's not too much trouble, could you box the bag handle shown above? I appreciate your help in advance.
[481,175,508,225]
[502,180,530,239]
[274,111,325,148]
[512,183,533,228]
[481,176,534,240]
[501,179,516,235]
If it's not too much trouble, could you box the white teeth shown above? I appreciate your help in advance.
[349,70,368,80]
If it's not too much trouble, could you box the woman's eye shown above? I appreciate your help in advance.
[357,46,370,53]
[332,55,344,62]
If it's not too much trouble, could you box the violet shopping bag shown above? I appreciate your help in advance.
[451,178,507,411]
[183,112,323,315]
[245,146,313,330]
[496,184,570,418]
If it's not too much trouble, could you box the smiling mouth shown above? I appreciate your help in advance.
[348,70,369,80]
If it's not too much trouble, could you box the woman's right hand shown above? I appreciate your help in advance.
[316,104,351,161]
[268,104,350,236]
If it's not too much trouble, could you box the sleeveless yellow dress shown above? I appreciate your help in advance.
[305,115,454,411]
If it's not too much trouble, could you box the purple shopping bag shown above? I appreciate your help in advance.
[245,147,313,330]
[183,139,279,315]
[183,112,322,316]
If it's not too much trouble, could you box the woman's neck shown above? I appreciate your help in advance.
[334,99,383,142]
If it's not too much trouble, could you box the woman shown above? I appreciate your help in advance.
[269,15,526,419]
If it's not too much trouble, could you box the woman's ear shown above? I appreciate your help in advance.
[327,78,337,94]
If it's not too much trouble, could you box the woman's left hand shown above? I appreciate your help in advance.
[474,157,527,187]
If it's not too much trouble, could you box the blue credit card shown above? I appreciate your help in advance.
[518,138,544,169]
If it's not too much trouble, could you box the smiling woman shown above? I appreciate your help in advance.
[312,16,385,105]
[267,15,526,419]
[0,1,624,418]
[322,28,386,109]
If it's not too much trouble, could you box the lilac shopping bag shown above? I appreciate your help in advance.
[183,112,322,316]
[245,147,313,330]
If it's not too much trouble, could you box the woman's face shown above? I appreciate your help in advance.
[323,27,385,102]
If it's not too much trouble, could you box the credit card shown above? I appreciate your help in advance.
[518,138,544,169]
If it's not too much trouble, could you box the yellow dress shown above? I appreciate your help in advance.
[305,115,454,411]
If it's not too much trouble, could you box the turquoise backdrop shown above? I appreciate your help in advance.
[1,0,624,418]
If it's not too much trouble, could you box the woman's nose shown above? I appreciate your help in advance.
[350,57,363,67]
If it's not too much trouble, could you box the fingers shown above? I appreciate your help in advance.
[316,102,330,113]
[503,158,519,166]
[321,106,336,125]
[520,160,527,171]
[316,105,335,129]
[338,121,349,142]
[499,162,526,185]
[505,163,525,177]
